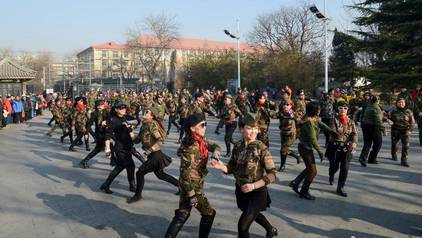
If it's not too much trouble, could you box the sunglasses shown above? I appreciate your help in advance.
[199,122,207,128]
[338,106,348,110]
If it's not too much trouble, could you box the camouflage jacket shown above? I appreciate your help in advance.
[226,140,276,186]
[136,119,166,150]
[256,106,272,129]
[72,109,89,133]
[189,101,206,116]
[61,106,73,128]
[177,139,221,195]
[390,108,415,130]
[330,115,358,144]
[222,104,242,124]
[166,100,178,115]
[294,99,307,121]
[273,109,296,136]
[177,101,190,119]
[52,104,64,125]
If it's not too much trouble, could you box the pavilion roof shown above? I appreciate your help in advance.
[0,58,37,80]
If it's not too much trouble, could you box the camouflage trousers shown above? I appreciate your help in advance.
[178,181,214,216]
[258,127,269,147]
[280,133,296,156]
[391,128,410,161]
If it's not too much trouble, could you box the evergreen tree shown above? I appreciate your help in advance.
[330,28,357,87]
[351,0,421,91]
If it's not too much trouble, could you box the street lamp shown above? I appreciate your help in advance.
[309,1,329,92]
[223,20,241,90]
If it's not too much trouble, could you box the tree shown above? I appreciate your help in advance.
[350,0,422,91]
[330,28,357,87]
[126,13,179,87]
[248,4,324,56]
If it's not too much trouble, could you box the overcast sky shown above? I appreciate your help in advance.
[1,0,356,59]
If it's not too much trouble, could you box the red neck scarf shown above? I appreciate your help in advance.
[75,102,85,111]
[339,114,348,126]
[193,134,208,159]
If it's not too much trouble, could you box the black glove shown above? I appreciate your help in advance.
[318,151,324,161]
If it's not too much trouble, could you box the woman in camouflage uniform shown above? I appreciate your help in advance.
[211,112,278,238]
[69,97,90,152]
[326,101,358,197]
[389,97,415,167]
[164,113,221,238]
[127,107,179,204]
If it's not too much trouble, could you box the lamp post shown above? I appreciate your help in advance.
[309,1,329,92]
[224,19,241,90]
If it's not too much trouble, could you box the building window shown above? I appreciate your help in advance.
[124,51,129,58]
[112,60,119,67]
[102,50,107,58]
[113,51,118,58]
[102,60,107,68]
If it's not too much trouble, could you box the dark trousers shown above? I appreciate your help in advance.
[85,138,105,161]
[327,143,351,189]
[133,150,178,198]
[224,122,237,154]
[293,143,317,193]
[321,118,333,146]
[61,128,73,144]
[359,124,382,162]
[215,118,225,132]
[418,117,422,146]
[391,128,410,161]
[102,149,135,187]
[168,114,180,133]
[69,131,89,150]
[13,112,21,123]
[178,118,187,140]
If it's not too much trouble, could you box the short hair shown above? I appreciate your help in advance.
[306,102,320,117]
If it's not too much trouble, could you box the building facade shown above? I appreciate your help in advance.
[76,36,253,90]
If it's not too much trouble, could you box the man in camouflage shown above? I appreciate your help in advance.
[255,95,273,147]
[389,97,416,167]
[177,96,190,143]
[46,98,64,137]
[60,97,74,144]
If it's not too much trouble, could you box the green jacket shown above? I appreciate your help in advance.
[362,103,386,132]
[299,119,334,154]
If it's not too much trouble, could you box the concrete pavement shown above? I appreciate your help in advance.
[0,112,421,238]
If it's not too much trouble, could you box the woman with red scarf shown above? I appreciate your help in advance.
[326,101,358,197]
[164,113,221,238]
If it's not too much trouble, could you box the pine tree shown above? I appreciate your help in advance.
[351,0,421,91]
[330,28,357,87]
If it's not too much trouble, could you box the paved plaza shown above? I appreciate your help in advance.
[0,112,421,238]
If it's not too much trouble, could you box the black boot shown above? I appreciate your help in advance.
[288,151,301,164]
[401,161,410,167]
[358,157,367,167]
[129,180,136,192]
[100,184,113,194]
[79,158,89,169]
[199,209,216,238]
[127,179,142,203]
[68,146,76,152]
[299,190,316,200]
[279,153,287,172]
[60,135,64,143]
[329,175,334,185]
[164,210,190,238]
[288,180,300,194]
[266,227,278,238]
[214,129,220,135]
[336,180,347,197]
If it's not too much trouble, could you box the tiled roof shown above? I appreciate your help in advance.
[134,35,254,52]
[0,58,37,80]
[91,42,126,50]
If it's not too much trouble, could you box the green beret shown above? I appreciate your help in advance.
[240,112,258,127]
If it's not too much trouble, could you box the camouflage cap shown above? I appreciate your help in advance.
[148,106,160,116]
[240,112,258,127]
